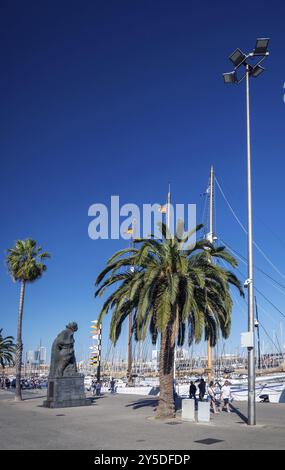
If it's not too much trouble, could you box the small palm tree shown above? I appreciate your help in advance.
[0,329,16,369]
[95,223,243,418]
[6,239,50,401]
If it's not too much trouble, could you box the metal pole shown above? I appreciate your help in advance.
[246,64,256,425]
[127,220,135,385]
[207,165,214,383]
[255,296,261,370]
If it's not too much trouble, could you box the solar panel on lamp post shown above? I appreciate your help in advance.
[222,38,270,426]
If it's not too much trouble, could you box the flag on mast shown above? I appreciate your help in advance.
[158,183,171,233]
[125,217,136,235]
[158,204,167,213]
[167,182,171,231]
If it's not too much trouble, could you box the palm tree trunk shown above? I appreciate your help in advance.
[156,307,179,419]
[15,281,25,401]
[156,326,175,418]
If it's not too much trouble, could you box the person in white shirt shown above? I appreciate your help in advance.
[221,380,232,413]
[208,381,220,414]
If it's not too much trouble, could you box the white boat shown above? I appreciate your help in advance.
[98,373,285,403]
[176,374,285,403]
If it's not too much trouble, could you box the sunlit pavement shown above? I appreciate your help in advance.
[0,390,284,450]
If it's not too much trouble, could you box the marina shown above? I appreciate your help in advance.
[1,0,285,454]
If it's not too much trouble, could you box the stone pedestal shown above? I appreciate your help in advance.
[181,398,195,422]
[197,401,210,423]
[43,375,91,408]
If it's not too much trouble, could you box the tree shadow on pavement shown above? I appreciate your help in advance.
[125,395,182,412]
[22,395,47,401]
[125,398,159,410]
[229,403,248,424]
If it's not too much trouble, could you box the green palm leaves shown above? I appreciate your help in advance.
[6,239,50,283]
[95,223,243,348]
[0,329,16,368]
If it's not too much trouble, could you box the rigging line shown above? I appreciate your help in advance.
[258,321,282,355]
[215,176,285,281]
[200,179,209,234]
[220,252,285,321]
[231,287,281,352]
[214,175,217,237]
[255,213,285,250]
[220,238,285,307]
[220,237,285,293]
[232,284,281,331]
[256,302,282,329]
[200,190,208,228]
[254,288,285,320]
[215,176,247,232]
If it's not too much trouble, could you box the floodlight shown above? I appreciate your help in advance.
[229,48,247,67]
[254,38,269,55]
[223,71,237,84]
[251,65,265,78]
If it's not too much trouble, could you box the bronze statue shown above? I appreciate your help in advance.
[49,322,79,377]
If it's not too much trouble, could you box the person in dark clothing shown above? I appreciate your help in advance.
[189,381,197,399]
[198,378,206,401]
[110,378,116,393]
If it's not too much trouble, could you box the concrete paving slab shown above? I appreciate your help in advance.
[0,390,284,450]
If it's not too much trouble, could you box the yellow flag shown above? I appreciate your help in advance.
[158,204,167,213]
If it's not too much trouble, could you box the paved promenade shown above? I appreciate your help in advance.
[0,389,284,450]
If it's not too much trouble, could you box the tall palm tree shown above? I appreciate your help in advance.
[6,239,50,401]
[95,223,243,418]
[0,329,16,369]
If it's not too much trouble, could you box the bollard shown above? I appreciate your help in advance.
[197,400,210,423]
[181,398,195,422]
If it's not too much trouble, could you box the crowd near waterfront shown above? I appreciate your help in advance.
[0,376,48,390]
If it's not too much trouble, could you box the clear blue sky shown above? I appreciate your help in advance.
[1,0,285,361]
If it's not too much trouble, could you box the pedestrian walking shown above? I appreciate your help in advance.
[96,381,102,396]
[91,378,96,396]
[221,380,232,413]
[198,378,206,401]
[208,381,220,414]
[110,377,116,394]
[189,381,197,399]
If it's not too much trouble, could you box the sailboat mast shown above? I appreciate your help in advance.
[127,218,135,385]
[127,304,132,384]
[167,182,171,231]
[207,165,214,382]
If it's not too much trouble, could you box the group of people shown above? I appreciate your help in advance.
[0,377,13,389]
[91,379,102,396]
[189,378,232,414]
[0,376,47,390]
[90,377,117,396]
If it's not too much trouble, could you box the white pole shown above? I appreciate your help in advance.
[246,64,256,425]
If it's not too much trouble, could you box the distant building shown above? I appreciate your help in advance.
[39,347,47,364]
[27,350,37,365]
[27,346,47,366]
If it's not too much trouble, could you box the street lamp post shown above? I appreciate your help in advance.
[223,38,270,426]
